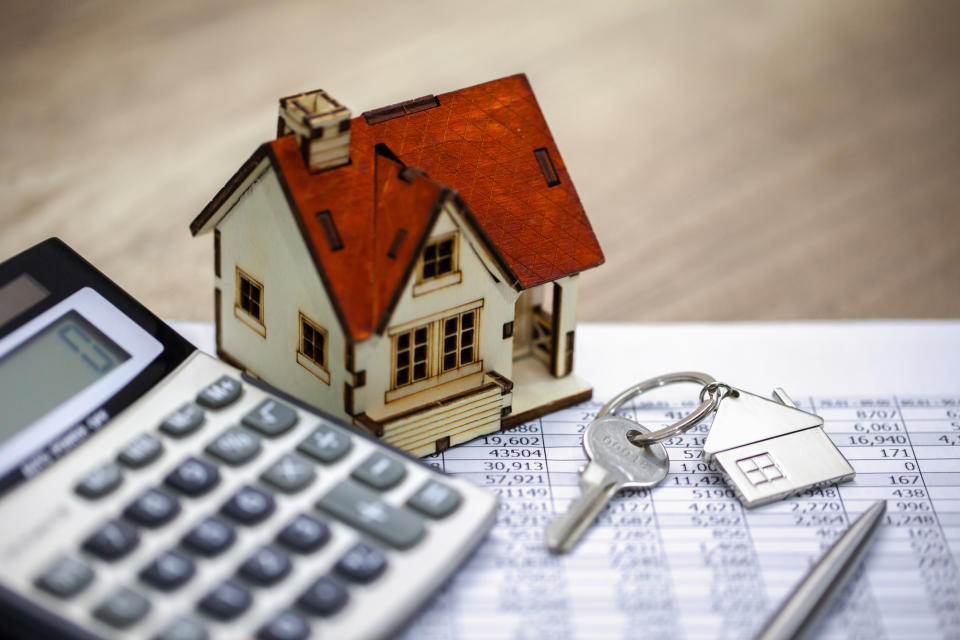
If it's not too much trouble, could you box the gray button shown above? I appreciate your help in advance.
[406,481,462,518]
[118,433,163,469]
[75,464,122,499]
[242,399,297,437]
[159,404,204,438]
[260,454,316,494]
[154,616,208,640]
[35,556,94,598]
[351,453,406,490]
[297,424,351,464]
[205,427,261,466]
[335,542,387,583]
[196,376,242,409]
[93,587,151,628]
[316,480,424,550]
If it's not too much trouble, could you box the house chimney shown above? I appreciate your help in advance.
[277,89,351,172]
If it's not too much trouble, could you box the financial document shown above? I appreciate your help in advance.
[174,321,960,639]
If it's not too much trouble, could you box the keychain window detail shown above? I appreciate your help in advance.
[737,453,784,486]
[421,235,456,281]
[441,310,477,373]
[298,313,327,371]
[236,269,264,325]
[394,325,429,388]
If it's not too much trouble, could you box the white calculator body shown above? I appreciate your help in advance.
[0,239,498,640]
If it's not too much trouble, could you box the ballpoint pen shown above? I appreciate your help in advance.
[754,499,887,640]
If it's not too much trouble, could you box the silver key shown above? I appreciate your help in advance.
[546,415,669,553]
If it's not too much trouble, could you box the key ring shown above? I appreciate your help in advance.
[597,372,734,447]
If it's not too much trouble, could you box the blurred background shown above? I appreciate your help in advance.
[1,0,958,323]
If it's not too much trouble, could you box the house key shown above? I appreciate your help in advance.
[545,415,669,553]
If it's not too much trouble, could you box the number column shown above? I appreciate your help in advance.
[822,396,947,638]
[441,419,570,639]
[897,396,960,634]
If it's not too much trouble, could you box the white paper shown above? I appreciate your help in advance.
[172,321,960,639]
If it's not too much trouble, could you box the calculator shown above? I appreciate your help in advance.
[0,239,498,640]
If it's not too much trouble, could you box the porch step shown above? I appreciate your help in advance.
[383,384,501,440]
[378,380,509,457]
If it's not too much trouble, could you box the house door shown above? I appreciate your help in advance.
[512,283,558,370]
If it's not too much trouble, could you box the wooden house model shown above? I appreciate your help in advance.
[189,74,604,456]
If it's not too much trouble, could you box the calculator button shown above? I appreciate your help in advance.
[205,427,261,466]
[93,586,151,628]
[82,519,140,561]
[118,433,164,469]
[351,453,406,490]
[182,517,236,557]
[197,580,251,621]
[316,480,424,550]
[406,480,462,519]
[296,576,348,617]
[34,556,94,598]
[242,399,298,437]
[260,454,315,494]
[154,616,209,640]
[75,463,123,499]
[238,545,292,586]
[335,542,388,583]
[124,488,181,528]
[296,424,351,464]
[140,550,195,591]
[165,457,220,496]
[276,514,330,554]
[221,485,275,525]
[196,376,242,409]
[257,610,311,640]
[159,403,205,438]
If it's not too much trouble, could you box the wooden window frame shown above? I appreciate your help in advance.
[392,323,431,389]
[440,309,478,373]
[419,232,458,283]
[387,302,485,401]
[234,267,265,337]
[297,312,330,384]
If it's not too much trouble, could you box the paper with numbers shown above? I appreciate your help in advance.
[174,321,960,639]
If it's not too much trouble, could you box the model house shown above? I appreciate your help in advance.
[189,74,604,456]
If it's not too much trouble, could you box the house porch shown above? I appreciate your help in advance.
[501,355,592,429]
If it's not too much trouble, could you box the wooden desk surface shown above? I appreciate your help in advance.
[2,1,958,322]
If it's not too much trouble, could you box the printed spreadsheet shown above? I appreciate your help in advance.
[403,393,960,639]
[175,321,960,639]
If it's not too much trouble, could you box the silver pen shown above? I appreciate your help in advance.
[754,499,887,640]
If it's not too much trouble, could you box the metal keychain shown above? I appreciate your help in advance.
[621,371,855,508]
[546,372,855,553]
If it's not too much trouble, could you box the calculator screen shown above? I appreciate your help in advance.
[0,311,131,442]
[0,287,165,491]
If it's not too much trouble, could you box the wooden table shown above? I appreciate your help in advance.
[2,0,958,322]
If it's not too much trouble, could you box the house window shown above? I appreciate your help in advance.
[441,309,477,372]
[236,268,264,324]
[299,313,327,370]
[394,324,429,388]
[421,234,456,280]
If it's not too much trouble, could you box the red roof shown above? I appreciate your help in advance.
[195,74,603,341]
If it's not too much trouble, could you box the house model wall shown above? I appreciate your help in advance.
[190,74,604,457]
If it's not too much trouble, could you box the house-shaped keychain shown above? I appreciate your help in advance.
[703,387,855,507]
[189,75,604,457]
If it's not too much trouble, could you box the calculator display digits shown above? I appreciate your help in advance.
[0,239,497,640]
